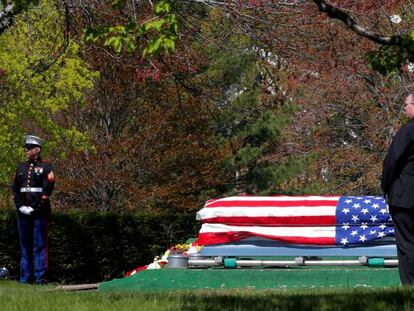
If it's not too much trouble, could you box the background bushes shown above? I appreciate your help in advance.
[0,208,199,284]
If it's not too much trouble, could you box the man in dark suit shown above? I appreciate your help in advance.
[382,93,414,285]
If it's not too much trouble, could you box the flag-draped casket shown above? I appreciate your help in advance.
[196,196,395,246]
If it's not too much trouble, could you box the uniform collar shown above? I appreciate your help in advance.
[27,157,42,164]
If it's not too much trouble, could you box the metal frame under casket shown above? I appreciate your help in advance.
[187,237,398,269]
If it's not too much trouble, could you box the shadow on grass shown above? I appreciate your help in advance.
[4,282,414,311]
[154,287,414,311]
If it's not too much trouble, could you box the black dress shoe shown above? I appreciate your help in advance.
[36,279,48,285]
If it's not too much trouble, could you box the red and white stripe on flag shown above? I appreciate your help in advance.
[196,196,340,245]
[197,196,340,226]
[197,223,336,245]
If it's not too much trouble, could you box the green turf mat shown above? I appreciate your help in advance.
[185,237,197,243]
[99,267,400,291]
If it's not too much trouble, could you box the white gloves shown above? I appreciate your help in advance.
[19,206,34,215]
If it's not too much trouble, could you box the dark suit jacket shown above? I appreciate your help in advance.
[381,118,414,208]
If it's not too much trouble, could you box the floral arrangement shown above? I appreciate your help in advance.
[125,242,202,277]
[168,243,190,255]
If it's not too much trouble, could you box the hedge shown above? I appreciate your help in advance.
[0,208,200,284]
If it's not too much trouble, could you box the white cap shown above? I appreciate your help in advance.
[24,135,44,147]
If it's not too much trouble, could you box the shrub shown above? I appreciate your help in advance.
[0,208,199,284]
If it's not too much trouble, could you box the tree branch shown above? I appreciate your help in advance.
[0,3,14,35]
[313,0,402,46]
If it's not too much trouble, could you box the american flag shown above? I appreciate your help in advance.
[196,196,394,246]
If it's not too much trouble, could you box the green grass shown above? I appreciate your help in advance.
[2,281,414,310]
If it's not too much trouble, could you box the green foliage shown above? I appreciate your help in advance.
[247,154,315,195]
[143,0,178,56]
[111,0,125,9]
[83,0,178,56]
[367,31,414,75]
[192,10,312,195]
[367,46,403,75]
[84,22,138,54]
[222,104,313,195]
[0,0,98,185]
[0,208,198,283]
[404,30,414,54]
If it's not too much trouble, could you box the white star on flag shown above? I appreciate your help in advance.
[361,208,369,215]
[340,238,348,245]
[372,203,379,209]
[351,215,359,222]
[379,223,387,230]
[380,209,387,215]
[353,203,361,209]
[370,215,378,222]
[351,230,358,236]
[359,235,367,242]
[364,199,371,204]
[378,232,386,238]
[342,208,350,214]
[342,223,350,230]
[345,199,352,204]
[360,222,368,230]
[369,230,376,235]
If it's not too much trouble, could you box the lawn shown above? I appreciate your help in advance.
[1,281,414,311]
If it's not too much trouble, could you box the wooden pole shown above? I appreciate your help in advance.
[55,283,99,291]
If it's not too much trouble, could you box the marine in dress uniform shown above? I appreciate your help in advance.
[11,135,55,284]
[382,94,414,285]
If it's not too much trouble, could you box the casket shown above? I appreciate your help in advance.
[191,196,397,268]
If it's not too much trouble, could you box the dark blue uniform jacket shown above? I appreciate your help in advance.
[11,159,55,216]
